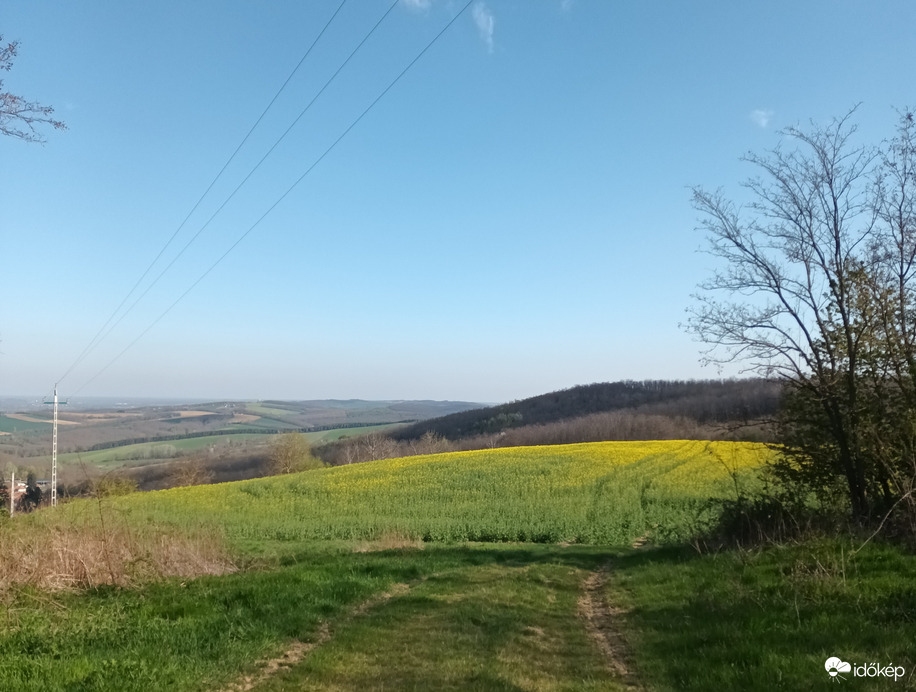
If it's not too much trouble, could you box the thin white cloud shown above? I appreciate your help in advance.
[401,0,431,10]
[472,2,495,53]
[750,109,774,128]
[560,0,575,11]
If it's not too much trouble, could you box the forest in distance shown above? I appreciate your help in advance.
[394,378,780,439]
[0,378,782,494]
[318,378,781,465]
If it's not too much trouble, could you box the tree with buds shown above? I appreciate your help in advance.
[1,36,66,143]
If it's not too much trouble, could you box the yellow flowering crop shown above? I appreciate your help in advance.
[60,440,774,547]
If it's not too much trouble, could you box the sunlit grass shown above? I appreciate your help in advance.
[259,551,620,692]
[610,540,916,691]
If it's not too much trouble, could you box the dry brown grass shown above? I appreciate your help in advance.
[168,410,215,418]
[0,519,235,592]
[352,530,425,553]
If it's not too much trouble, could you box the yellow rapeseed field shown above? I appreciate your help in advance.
[61,440,774,546]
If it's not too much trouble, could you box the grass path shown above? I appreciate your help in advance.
[215,538,916,692]
[579,564,642,690]
[219,581,415,692]
[218,549,633,692]
[2,535,912,690]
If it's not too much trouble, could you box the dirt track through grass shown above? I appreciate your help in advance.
[579,564,642,690]
[236,554,626,692]
[219,582,414,692]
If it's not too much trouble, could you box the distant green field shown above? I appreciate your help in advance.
[0,414,51,433]
[243,403,303,420]
[33,425,397,470]
[236,416,302,430]
[52,434,271,469]
[305,423,402,442]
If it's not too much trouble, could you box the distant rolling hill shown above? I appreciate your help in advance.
[0,398,486,469]
[391,379,781,442]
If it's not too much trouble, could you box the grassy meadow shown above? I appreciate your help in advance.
[1,440,913,691]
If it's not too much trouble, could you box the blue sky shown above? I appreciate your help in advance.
[2,0,915,403]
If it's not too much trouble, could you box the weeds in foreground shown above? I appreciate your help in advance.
[1,460,234,592]
[0,520,234,591]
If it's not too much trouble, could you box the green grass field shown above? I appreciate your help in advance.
[233,416,302,430]
[298,423,402,444]
[0,414,51,433]
[2,440,913,691]
[242,403,305,422]
[610,540,916,690]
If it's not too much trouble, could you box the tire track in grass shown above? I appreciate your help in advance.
[579,556,644,690]
[218,582,413,692]
[264,560,620,690]
[221,549,628,691]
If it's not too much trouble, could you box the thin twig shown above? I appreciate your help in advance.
[850,489,914,556]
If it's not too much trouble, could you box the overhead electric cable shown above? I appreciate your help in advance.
[56,0,350,386]
[72,0,402,370]
[71,0,475,395]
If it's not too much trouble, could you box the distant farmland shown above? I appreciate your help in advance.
[40,424,400,471]
[0,414,51,433]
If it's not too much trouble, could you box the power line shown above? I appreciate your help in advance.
[56,0,350,386]
[67,0,402,381]
[72,0,474,395]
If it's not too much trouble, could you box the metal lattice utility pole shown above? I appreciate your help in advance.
[43,384,66,507]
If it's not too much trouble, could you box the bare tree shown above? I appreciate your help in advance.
[269,432,315,474]
[1,37,66,143]
[687,108,916,518]
[166,456,214,488]
[408,431,450,456]
[860,111,916,524]
[360,433,399,462]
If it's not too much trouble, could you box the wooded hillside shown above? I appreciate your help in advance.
[391,379,780,442]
